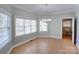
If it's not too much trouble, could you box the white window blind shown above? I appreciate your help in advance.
[30,20,37,32]
[25,20,31,34]
[16,18,24,36]
[40,20,48,31]
[15,18,37,36]
[0,13,10,47]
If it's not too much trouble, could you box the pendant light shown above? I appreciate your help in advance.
[42,4,51,22]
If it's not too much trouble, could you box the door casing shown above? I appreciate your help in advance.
[61,17,75,44]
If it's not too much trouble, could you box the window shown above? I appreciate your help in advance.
[15,18,37,36]
[0,13,10,47]
[40,19,48,31]
[16,18,24,36]
[30,20,37,32]
[25,20,31,34]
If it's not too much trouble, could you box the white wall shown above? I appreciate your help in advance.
[37,13,75,39]
[50,13,75,39]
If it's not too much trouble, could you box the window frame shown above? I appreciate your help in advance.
[0,12,11,48]
[40,19,48,32]
[15,18,25,36]
[15,18,37,37]
[30,20,37,33]
[24,19,31,34]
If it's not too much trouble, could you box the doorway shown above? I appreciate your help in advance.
[62,19,72,40]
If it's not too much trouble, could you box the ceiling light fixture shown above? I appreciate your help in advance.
[42,4,51,22]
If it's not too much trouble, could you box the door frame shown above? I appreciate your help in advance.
[61,17,75,44]
[62,18,72,39]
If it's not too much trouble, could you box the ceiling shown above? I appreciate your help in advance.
[13,4,76,16]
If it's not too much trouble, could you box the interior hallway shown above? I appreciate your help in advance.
[11,37,78,54]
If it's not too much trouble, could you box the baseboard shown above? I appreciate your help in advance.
[50,36,62,39]
[38,36,62,39]
[7,46,14,54]
[7,36,38,54]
